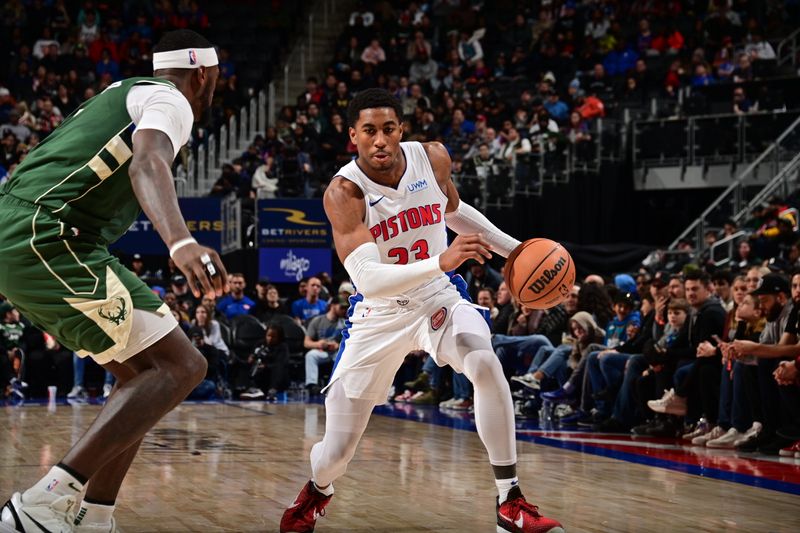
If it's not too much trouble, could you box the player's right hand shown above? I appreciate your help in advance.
[172,243,229,299]
[439,233,492,272]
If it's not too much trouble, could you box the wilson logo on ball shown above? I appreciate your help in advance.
[528,256,567,294]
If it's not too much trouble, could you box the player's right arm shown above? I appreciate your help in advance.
[129,129,227,299]
[324,177,491,298]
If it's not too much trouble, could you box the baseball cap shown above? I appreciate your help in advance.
[613,292,636,307]
[338,281,355,295]
[0,301,13,314]
[750,273,790,296]
[132,253,142,260]
[651,271,670,288]
[187,326,205,339]
[171,274,187,285]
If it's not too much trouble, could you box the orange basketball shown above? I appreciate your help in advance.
[505,238,576,309]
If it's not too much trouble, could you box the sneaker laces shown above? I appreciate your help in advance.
[506,496,542,520]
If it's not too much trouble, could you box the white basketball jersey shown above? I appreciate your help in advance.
[335,141,452,302]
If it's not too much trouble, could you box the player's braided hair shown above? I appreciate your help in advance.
[346,88,404,128]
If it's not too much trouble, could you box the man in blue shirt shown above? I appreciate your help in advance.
[291,276,328,325]
[216,273,255,319]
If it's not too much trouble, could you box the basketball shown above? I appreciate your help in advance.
[505,238,576,309]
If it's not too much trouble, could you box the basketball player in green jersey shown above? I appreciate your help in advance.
[0,30,227,533]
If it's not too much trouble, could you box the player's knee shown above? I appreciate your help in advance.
[185,349,208,386]
[466,349,503,385]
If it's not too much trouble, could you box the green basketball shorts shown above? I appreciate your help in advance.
[0,194,172,364]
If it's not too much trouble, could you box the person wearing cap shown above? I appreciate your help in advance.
[170,273,198,310]
[724,272,800,453]
[304,297,348,395]
[0,29,230,533]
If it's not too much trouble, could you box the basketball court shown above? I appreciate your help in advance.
[2,400,798,532]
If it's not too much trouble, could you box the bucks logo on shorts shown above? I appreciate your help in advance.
[98,296,128,325]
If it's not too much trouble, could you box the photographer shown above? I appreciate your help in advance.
[241,325,290,400]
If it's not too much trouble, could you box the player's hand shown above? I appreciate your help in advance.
[172,243,229,299]
[439,233,492,272]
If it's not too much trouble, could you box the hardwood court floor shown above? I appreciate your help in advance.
[2,400,800,532]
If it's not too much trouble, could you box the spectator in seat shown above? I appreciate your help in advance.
[216,273,256,320]
[192,304,229,356]
[304,298,347,394]
[734,240,760,271]
[745,31,776,61]
[241,325,291,400]
[253,282,289,323]
[726,273,799,453]
[733,87,757,114]
[186,327,222,400]
[360,38,386,67]
[646,271,727,437]
[711,269,735,312]
[463,260,502,301]
[543,90,569,124]
[291,276,328,326]
[170,274,198,312]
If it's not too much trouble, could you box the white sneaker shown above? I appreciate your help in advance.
[102,384,113,399]
[647,389,687,415]
[66,386,85,400]
[706,427,742,448]
[682,418,709,440]
[438,397,459,409]
[692,425,725,446]
[733,422,763,447]
[1,492,76,533]
[240,388,265,400]
[510,373,541,390]
[73,516,120,533]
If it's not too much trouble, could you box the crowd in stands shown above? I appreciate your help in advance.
[3,0,800,465]
[215,0,799,204]
[0,0,245,186]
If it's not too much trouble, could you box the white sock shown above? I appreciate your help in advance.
[312,481,334,497]
[74,501,115,526]
[24,466,84,504]
[496,477,519,503]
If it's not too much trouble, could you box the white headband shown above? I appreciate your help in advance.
[152,47,218,70]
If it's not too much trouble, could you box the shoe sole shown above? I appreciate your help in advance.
[779,450,796,457]
[706,442,736,449]
[497,526,565,533]
[0,495,23,533]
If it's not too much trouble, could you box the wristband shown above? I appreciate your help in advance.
[169,237,197,258]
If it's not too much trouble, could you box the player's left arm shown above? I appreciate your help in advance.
[423,141,522,258]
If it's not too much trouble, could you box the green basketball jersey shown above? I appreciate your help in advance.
[1,77,178,244]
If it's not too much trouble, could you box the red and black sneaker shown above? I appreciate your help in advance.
[279,481,333,533]
[496,486,565,533]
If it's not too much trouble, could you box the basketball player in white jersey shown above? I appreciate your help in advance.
[280,89,564,533]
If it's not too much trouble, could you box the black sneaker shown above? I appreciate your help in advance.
[632,419,657,435]
[593,417,628,432]
[736,430,774,453]
[645,417,681,438]
[577,411,603,427]
[758,434,795,456]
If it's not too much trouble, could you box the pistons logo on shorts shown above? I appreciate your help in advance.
[430,307,447,331]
